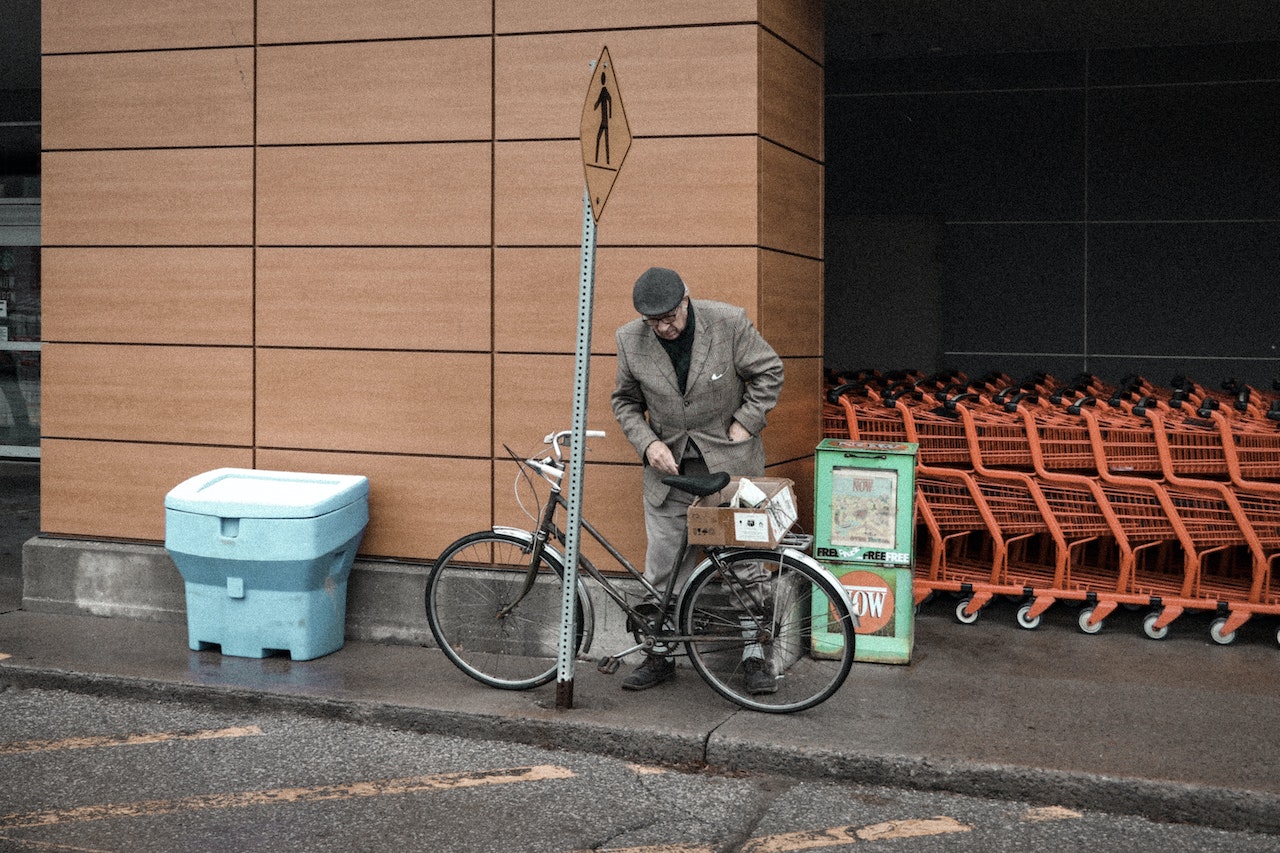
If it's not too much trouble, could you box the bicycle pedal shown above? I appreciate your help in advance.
[597,656,621,675]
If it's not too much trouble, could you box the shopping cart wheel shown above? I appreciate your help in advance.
[1077,607,1103,635]
[1015,602,1042,630]
[1142,611,1169,640]
[1208,617,1236,646]
[954,597,980,625]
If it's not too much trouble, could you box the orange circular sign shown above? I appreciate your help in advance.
[840,570,895,634]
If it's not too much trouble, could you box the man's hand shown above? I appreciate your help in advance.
[728,420,751,443]
[645,440,680,475]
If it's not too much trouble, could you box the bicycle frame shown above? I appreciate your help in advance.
[500,441,814,665]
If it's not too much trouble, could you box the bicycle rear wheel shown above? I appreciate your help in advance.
[425,530,581,690]
[679,550,855,713]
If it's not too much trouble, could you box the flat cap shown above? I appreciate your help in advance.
[632,267,686,316]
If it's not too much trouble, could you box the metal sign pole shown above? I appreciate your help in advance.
[557,185,597,710]
[557,46,628,711]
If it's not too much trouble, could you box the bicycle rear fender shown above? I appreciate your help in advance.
[492,525,597,653]
[686,547,857,620]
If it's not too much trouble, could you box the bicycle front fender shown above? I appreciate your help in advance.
[492,526,597,654]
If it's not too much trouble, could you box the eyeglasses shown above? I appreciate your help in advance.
[642,300,685,327]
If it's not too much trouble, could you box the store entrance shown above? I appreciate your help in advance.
[0,199,39,458]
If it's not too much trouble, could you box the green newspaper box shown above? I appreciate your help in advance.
[812,438,918,664]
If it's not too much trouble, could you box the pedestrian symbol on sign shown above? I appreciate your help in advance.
[593,71,612,164]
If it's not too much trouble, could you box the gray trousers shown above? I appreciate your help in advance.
[642,455,770,611]
[643,457,710,597]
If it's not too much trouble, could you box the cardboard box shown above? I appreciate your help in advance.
[687,476,798,548]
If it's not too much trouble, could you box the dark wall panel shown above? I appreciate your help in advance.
[939,223,1085,356]
[1089,82,1280,221]
[1088,223,1280,359]
[828,89,1086,221]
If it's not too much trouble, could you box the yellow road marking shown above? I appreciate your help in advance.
[1025,805,1082,822]
[0,726,264,756]
[740,817,970,852]
[568,840,716,845]
[625,762,669,775]
[856,817,971,841]
[0,765,574,829]
[569,816,972,853]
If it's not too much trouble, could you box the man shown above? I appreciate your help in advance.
[611,266,784,692]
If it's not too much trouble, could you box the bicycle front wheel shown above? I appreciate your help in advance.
[425,530,581,690]
[679,550,855,713]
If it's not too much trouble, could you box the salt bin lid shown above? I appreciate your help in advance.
[164,468,369,519]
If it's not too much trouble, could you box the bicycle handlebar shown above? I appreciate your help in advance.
[542,427,606,448]
[524,429,608,482]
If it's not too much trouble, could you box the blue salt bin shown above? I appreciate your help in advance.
[165,468,369,660]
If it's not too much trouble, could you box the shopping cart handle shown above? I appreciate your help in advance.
[1066,395,1097,415]
[826,382,863,404]
[883,385,923,406]
[1001,392,1038,413]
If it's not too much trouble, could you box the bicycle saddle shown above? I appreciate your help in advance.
[662,471,731,498]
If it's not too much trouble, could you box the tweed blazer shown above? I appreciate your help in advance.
[612,299,784,506]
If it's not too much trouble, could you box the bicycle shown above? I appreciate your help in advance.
[424,429,858,713]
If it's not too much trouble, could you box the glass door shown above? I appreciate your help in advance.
[0,198,39,458]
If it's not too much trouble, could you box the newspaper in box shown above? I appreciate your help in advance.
[687,476,798,548]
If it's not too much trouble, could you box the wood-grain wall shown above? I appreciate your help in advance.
[40,0,824,563]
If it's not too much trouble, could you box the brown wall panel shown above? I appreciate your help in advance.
[492,353,631,462]
[496,0,755,32]
[257,248,490,350]
[43,343,254,445]
[495,137,756,246]
[258,39,491,145]
[765,356,823,464]
[41,439,254,541]
[492,459,648,570]
[759,250,822,358]
[760,0,824,63]
[42,149,254,246]
[760,141,822,258]
[256,349,491,455]
[43,248,253,346]
[256,449,492,559]
[43,0,253,53]
[256,144,491,246]
[43,49,254,151]
[496,27,756,140]
[494,247,759,355]
[759,31,823,161]
[259,0,490,43]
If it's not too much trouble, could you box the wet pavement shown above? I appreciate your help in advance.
[1,460,1278,834]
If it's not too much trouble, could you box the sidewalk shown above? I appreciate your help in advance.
[2,592,1277,834]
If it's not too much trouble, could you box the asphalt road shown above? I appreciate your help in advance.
[2,686,1276,853]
